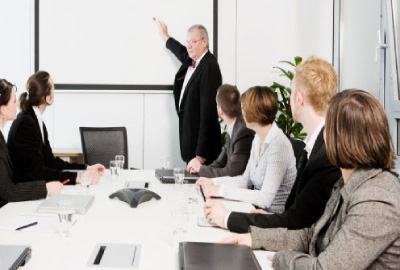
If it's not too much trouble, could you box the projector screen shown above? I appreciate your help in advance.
[35,0,217,90]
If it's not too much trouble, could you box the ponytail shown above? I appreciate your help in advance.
[19,92,30,112]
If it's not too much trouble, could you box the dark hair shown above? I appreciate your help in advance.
[216,84,241,118]
[325,89,396,170]
[20,71,52,112]
[0,79,14,106]
[240,86,278,126]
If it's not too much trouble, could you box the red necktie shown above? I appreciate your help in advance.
[192,60,196,68]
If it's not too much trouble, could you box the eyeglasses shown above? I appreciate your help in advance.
[186,38,204,45]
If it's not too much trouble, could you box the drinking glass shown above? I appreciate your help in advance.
[173,167,185,191]
[171,209,188,249]
[78,170,91,195]
[115,155,125,171]
[57,200,74,237]
[160,155,170,170]
[109,160,119,180]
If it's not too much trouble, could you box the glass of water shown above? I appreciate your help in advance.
[57,200,74,237]
[109,160,119,180]
[173,167,185,191]
[78,170,91,195]
[160,155,170,170]
[115,155,125,171]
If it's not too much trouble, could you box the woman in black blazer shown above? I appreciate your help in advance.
[0,79,63,207]
[7,71,105,185]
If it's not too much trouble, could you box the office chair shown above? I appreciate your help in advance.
[289,138,306,169]
[79,127,129,169]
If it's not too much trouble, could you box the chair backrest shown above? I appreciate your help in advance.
[289,138,306,169]
[79,127,128,169]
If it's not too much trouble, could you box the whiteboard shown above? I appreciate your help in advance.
[36,0,216,89]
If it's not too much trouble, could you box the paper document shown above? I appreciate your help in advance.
[0,215,60,232]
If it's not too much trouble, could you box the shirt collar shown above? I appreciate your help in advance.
[305,120,325,157]
[192,51,207,68]
[32,106,43,120]
[226,118,236,138]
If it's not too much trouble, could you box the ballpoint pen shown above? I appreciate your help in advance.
[62,179,70,185]
[15,221,38,231]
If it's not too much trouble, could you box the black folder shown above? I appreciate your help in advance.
[179,242,261,270]
[155,169,199,184]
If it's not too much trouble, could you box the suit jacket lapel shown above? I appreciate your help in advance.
[0,132,13,169]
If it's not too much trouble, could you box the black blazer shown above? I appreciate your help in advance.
[7,107,86,184]
[166,38,222,164]
[198,115,254,177]
[0,131,47,207]
[228,129,341,233]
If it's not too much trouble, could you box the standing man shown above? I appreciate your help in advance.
[158,22,222,165]
[187,84,255,177]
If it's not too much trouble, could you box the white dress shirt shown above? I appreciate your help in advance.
[179,51,207,108]
[32,106,44,142]
[304,120,325,159]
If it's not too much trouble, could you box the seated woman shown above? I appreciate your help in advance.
[0,79,63,207]
[223,89,400,269]
[196,86,296,212]
[7,71,105,185]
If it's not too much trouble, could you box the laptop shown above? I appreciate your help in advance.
[37,195,95,214]
[179,242,261,270]
[0,245,31,270]
[155,169,199,184]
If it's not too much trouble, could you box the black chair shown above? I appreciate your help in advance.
[289,138,306,169]
[79,127,129,169]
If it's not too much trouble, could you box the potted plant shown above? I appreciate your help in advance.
[270,56,306,140]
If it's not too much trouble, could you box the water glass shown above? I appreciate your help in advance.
[115,155,125,171]
[109,160,119,180]
[78,170,91,195]
[173,167,185,191]
[57,200,74,237]
[171,209,188,249]
[160,155,170,170]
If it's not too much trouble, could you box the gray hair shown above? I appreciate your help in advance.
[188,24,209,48]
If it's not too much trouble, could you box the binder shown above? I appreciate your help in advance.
[179,242,261,270]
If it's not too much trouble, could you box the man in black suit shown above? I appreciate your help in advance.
[158,22,222,165]
[187,84,254,177]
[204,56,341,232]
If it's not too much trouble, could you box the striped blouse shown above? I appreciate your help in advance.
[214,123,296,213]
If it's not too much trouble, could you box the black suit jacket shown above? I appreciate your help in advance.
[166,38,222,164]
[228,129,341,232]
[0,131,47,207]
[198,115,254,177]
[7,108,86,184]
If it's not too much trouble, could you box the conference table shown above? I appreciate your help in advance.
[0,170,274,270]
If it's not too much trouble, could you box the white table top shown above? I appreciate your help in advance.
[0,170,274,270]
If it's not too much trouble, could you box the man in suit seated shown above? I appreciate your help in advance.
[204,56,342,232]
[186,84,254,177]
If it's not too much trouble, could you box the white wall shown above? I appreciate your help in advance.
[1,0,333,169]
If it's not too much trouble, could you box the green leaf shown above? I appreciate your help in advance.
[279,60,296,67]
[294,56,302,66]
[273,67,291,80]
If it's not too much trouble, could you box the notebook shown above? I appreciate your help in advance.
[0,245,31,270]
[155,169,199,184]
[37,195,95,214]
[179,242,261,270]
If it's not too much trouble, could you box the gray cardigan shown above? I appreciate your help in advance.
[251,168,400,269]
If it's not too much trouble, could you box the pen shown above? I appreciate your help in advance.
[15,221,38,231]
[200,185,206,202]
[62,179,70,185]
